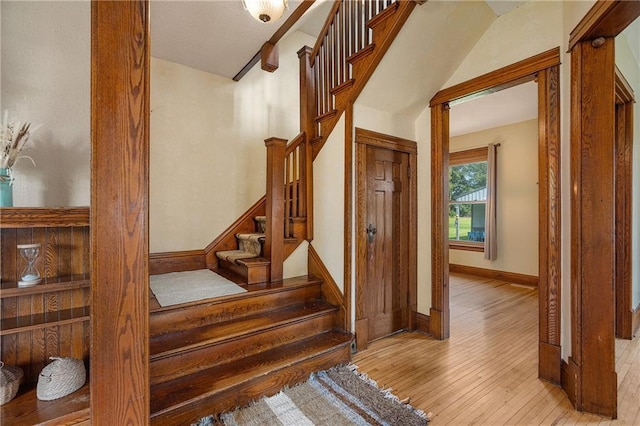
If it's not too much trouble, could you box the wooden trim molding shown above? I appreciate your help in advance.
[412,311,430,335]
[449,146,488,166]
[149,250,207,275]
[570,36,617,419]
[308,244,347,332]
[430,49,562,383]
[429,48,560,107]
[449,264,538,287]
[449,241,484,252]
[567,0,640,414]
[430,103,450,340]
[614,69,634,340]
[568,0,640,51]
[0,207,90,228]
[91,1,150,423]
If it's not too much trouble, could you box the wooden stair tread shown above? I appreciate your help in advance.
[150,330,352,416]
[150,300,337,357]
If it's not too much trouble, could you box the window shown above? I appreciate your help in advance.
[449,147,488,251]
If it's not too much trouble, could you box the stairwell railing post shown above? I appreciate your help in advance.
[298,46,315,241]
[265,137,287,281]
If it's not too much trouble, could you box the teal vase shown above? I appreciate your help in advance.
[0,168,13,207]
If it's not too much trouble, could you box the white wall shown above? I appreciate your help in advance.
[313,116,346,292]
[616,30,640,309]
[1,1,91,207]
[448,120,539,276]
[150,30,315,256]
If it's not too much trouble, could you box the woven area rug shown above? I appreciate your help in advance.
[150,269,247,307]
[195,364,428,426]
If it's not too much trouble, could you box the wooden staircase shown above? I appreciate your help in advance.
[146,0,418,422]
[149,276,352,424]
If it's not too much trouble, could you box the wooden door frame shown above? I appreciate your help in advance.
[354,128,418,351]
[567,1,640,418]
[615,67,635,340]
[429,48,563,384]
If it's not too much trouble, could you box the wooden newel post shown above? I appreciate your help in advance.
[298,46,315,241]
[265,137,287,282]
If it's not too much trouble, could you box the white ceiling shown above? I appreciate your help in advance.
[150,0,540,135]
[151,0,316,79]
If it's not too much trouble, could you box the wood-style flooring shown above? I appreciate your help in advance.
[353,273,640,425]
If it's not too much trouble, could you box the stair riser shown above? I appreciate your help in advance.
[218,258,270,285]
[150,312,336,385]
[150,284,321,337]
[150,343,351,425]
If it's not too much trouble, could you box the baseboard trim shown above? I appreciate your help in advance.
[412,311,431,335]
[561,357,579,409]
[149,250,206,275]
[539,342,561,384]
[633,303,640,337]
[308,244,348,332]
[449,264,539,287]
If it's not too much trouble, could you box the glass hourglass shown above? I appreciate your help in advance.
[17,243,42,287]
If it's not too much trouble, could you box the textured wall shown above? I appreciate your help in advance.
[1,1,91,207]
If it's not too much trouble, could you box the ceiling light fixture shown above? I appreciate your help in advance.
[242,0,288,23]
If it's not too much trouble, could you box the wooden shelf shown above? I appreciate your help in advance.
[0,382,90,425]
[0,207,90,228]
[0,306,90,336]
[0,275,90,298]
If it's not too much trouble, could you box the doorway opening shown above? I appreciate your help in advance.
[429,48,562,383]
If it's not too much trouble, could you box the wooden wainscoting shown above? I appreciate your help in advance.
[149,250,206,275]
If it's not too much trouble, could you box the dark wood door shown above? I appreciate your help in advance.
[363,145,409,341]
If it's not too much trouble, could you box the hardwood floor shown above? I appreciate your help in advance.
[353,273,640,425]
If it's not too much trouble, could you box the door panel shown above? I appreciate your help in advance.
[364,146,409,341]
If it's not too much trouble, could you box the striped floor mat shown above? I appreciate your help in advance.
[195,365,428,426]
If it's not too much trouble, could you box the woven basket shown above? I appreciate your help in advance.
[37,357,86,401]
[0,361,24,405]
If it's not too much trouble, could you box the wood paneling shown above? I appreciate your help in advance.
[449,264,538,287]
[91,1,150,423]
[429,49,562,382]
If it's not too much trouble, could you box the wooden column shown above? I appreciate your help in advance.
[570,37,617,418]
[429,103,450,340]
[265,138,287,282]
[537,65,562,385]
[298,46,316,241]
[91,1,150,424]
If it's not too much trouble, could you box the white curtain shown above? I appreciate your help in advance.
[484,143,498,260]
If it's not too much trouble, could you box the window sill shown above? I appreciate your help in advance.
[449,241,485,252]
